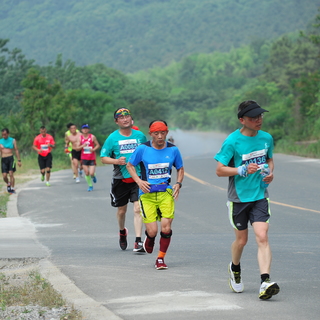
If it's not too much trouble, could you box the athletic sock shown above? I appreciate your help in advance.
[231,262,241,272]
[85,175,92,187]
[261,273,270,283]
[135,237,141,243]
[159,231,172,254]
[157,251,166,259]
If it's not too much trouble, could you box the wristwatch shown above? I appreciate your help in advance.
[175,182,182,188]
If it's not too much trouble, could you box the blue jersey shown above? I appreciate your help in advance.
[100,129,147,179]
[0,137,14,149]
[128,141,184,195]
[214,129,274,203]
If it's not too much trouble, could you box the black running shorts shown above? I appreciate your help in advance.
[38,153,53,170]
[227,198,270,230]
[81,159,96,166]
[71,149,81,161]
[110,178,139,207]
[1,156,16,173]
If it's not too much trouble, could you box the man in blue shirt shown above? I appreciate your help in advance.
[0,128,22,193]
[127,120,184,270]
[214,100,280,300]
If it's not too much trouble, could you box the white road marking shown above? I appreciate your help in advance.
[107,290,242,315]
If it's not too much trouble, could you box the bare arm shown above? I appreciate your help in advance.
[74,136,83,151]
[126,161,150,193]
[101,156,127,165]
[264,158,274,184]
[172,166,184,200]
[64,133,70,147]
[92,135,100,152]
[13,139,22,167]
[32,144,41,153]
[216,161,260,177]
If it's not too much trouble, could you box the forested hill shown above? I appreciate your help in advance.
[1,0,319,73]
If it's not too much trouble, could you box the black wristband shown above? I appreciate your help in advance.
[175,182,182,188]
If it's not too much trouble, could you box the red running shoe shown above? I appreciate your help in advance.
[155,257,168,270]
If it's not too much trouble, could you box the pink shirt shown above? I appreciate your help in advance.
[80,134,96,161]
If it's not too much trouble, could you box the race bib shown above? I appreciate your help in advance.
[119,139,138,154]
[41,144,48,150]
[83,146,92,154]
[242,149,266,169]
[148,163,170,179]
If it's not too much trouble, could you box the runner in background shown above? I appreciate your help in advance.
[76,124,100,192]
[0,128,22,193]
[65,124,82,183]
[32,126,55,187]
[65,123,80,179]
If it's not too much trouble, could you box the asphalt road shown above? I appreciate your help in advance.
[17,131,320,320]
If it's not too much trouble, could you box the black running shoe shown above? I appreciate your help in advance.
[119,228,128,250]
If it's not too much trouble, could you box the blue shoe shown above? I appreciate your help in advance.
[87,186,93,192]
[92,176,97,183]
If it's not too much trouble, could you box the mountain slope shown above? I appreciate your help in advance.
[0,0,319,72]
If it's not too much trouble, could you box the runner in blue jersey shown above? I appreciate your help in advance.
[214,100,280,300]
[127,120,184,270]
[0,128,22,193]
[100,108,147,253]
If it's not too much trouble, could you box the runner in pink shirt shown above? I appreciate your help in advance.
[76,124,100,191]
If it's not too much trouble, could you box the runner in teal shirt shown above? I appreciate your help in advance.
[100,108,147,253]
[0,128,22,193]
[214,100,280,301]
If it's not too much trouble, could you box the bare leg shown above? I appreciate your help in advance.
[133,201,143,238]
[45,168,51,182]
[231,228,248,265]
[252,222,272,274]
[117,205,127,230]
[9,171,15,188]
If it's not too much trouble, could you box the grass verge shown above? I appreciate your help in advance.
[0,153,84,319]
[0,268,82,319]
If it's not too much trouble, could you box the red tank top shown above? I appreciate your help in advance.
[80,134,96,160]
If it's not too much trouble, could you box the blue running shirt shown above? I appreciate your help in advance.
[128,141,184,195]
[214,129,274,203]
[100,129,147,179]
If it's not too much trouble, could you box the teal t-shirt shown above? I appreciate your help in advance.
[100,129,147,179]
[0,137,14,149]
[214,129,274,202]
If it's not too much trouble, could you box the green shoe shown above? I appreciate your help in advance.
[41,175,45,182]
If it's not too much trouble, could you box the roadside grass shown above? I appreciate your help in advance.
[0,270,82,319]
[0,153,83,319]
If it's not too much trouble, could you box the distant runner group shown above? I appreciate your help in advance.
[0,101,280,300]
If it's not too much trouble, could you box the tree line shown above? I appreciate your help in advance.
[1,9,320,158]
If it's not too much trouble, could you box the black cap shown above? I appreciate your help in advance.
[238,103,269,119]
